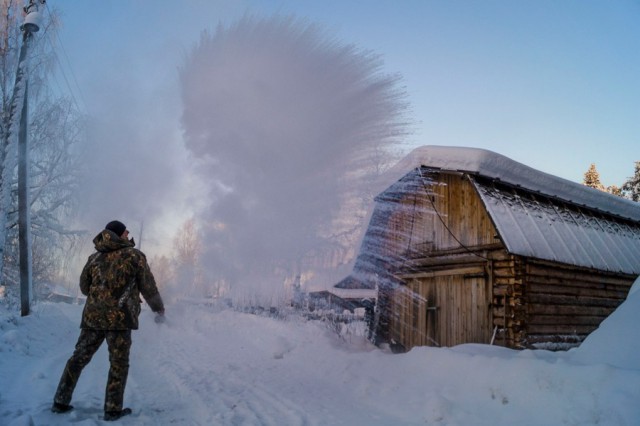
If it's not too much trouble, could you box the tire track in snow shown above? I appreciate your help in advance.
[129,308,313,425]
[128,316,216,425]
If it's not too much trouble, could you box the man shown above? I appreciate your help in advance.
[52,220,165,421]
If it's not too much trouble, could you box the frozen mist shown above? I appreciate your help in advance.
[179,14,410,300]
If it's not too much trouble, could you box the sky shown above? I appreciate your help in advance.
[1,278,639,425]
[41,0,640,259]
[50,0,640,183]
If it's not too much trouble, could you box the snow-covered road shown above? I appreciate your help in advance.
[2,294,640,425]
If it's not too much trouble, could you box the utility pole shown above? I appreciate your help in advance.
[16,0,45,316]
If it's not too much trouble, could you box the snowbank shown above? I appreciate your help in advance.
[568,275,640,370]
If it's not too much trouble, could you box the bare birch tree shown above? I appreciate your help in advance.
[0,2,84,302]
[172,218,206,297]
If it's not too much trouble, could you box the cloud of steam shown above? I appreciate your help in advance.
[179,14,410,294]
[73,52,194,253]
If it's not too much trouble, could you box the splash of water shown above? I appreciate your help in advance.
[179,14,410,302]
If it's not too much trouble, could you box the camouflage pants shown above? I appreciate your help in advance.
[53,329,132,412]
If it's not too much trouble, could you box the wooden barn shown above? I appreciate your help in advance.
[336,146,640,351]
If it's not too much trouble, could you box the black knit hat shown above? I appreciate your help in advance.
[105,220,126,237]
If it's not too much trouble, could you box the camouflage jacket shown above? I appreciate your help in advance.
[79,229,164,330]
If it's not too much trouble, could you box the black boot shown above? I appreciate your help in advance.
[51,402,74,413]
[104,407,132,421]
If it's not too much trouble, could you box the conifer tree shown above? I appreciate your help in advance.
[622,161,640,202]
[583,163,605,191]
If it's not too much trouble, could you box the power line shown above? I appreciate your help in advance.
[41,2,88,113]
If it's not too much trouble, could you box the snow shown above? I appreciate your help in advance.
[383,145,640,221]
[1,277,640,426]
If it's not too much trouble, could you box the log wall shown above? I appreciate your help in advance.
[378,170,635,351]
[490,253,527,348]
[520,259,633,349]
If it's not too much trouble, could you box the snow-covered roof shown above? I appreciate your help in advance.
[380,145,640,275]
[330,287,377,300]
[384,145,640,222]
